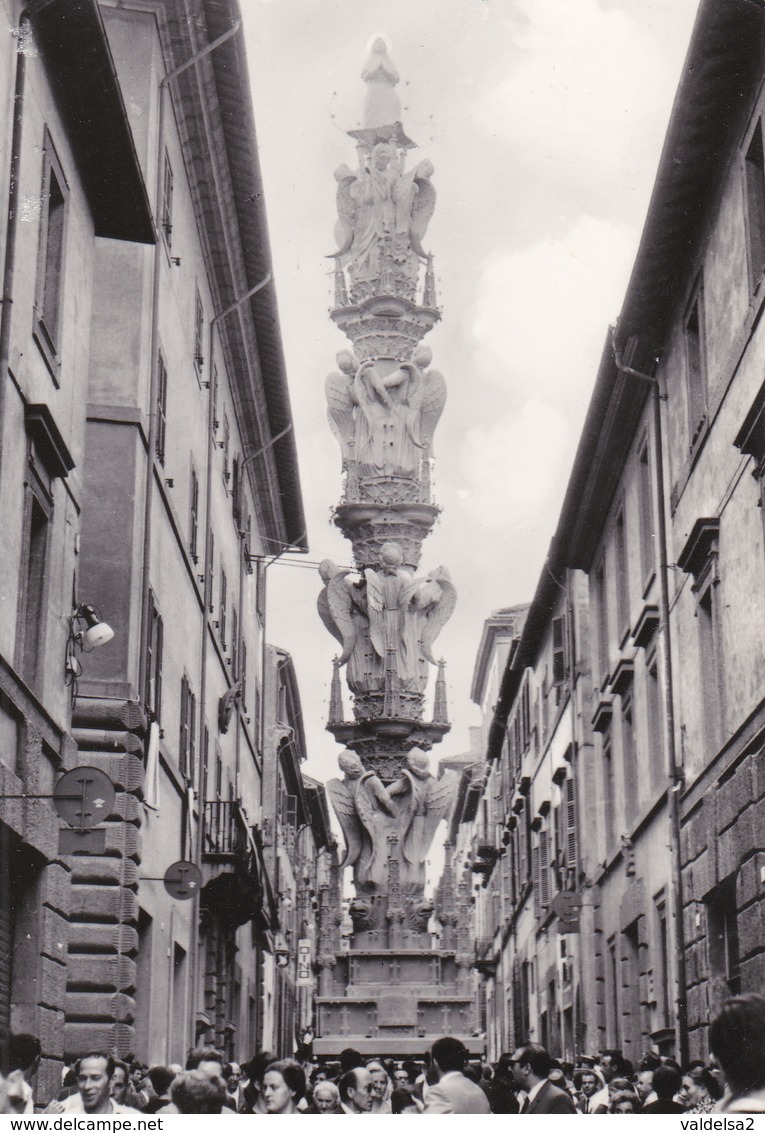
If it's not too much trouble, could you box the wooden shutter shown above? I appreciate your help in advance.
[552,615,566,685]
[179,675,189,776]
[539,830,550,909]
[532,842,540,917]
[565,776,577,870]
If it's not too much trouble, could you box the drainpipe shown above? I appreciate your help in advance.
[0,13,30,495]
[613,339,689,1067]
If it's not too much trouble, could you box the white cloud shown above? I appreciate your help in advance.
[468,213,635,401]
[458,395,571,533]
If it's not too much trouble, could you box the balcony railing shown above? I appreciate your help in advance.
[203,800,251,863]
[473,937,498,976]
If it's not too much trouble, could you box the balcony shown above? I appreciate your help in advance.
[470,834,501,881]
[201,801,273,931]
[203,800,252,862]
[473,937,498,977]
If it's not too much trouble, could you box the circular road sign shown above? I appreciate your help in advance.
[53,767,115,830]
[551,890,583,926]
[163,860,202,900]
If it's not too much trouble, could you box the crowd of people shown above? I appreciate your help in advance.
[2,993,765,1115]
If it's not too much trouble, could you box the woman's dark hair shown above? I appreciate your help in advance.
[246,1050,277,1085]
[695,1068,724,1102]
[710,994,765,1094]
[264,1060,306,1103]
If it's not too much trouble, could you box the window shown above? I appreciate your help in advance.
[615,506,629,640]
[698,586,723,757]
[179,674,196,780]
[655,893,671,1026]
[207,530,215,613]
[223,415,230,484]
[552,615,566,692]
[607,935,621,1046]
[678,519,723,765]
[211,366,219,430]
[156,353,168,466]
[602,726,615,852]
[621,691,637,825]
[194,288,204,373]
[162,151,173,247]
[707,876,741,998]
[35,136,69,367]
[595,558,609,681]
[219,569,227,649]
[645,651,664,786]
[145,592,164,724]
[539,828,550,910]
[637,438,655,586]
[240,642,247,710]
[18,492,50,688]
[745,121,765,287]
[231,607,238,676]
[556,775,577,874]
[685,279,707,448]
[189,466,199,563]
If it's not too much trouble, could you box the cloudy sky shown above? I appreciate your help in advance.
[243,0,701,788]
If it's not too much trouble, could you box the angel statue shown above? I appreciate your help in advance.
[316,559,383,693]
[331,142,436,297]
[365,543,457,693]
[388,751,458,893]
[326,751,398,892]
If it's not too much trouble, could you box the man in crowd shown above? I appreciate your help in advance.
[338,1065,375,1114]
[6,1034,40,1114]
[422,1036,491,1114]
[45,1053,140,1114]
[710,993,765,1113]
[575,1065,608,1113]
[483,1053,519,1113]
[171,1070,227,1115]
[509,1043,576,1114]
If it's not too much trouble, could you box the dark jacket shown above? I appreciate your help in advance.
[642,1099,686,1114]
[526,1080,577,1115]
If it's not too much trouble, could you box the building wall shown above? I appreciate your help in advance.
[0,0,311,1094]
[658,72,765,1057]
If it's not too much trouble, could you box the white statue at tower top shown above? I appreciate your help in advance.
[330,37,436,302]
[362,36,402,129]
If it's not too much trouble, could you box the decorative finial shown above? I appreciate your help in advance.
[433,659,449,725]
[328,657,344,725]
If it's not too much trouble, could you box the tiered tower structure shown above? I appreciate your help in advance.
[315,38,478,1058]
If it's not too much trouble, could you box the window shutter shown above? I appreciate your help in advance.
[532,843,540,917]
[232,456,242,524]
[565,776,577,870]
[540,830,550,909]
[188,691,196,782]
[552,616,566,685]
[156,354,168,465]
[179,675,189,775]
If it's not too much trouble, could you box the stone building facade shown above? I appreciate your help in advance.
[0,0,325,1094]
[458,0,765,1065]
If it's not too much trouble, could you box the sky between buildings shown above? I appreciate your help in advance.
[243,0,701,797]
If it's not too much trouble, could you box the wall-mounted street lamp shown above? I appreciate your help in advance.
[66,604,115,683]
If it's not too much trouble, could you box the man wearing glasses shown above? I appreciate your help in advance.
[509,1044,577,1114]
[338,1066,375,1114]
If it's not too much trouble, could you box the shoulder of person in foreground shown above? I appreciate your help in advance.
[422,1082,454,1114]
